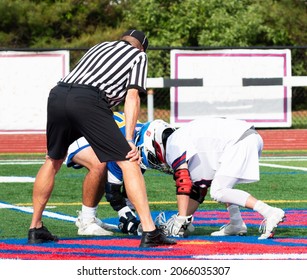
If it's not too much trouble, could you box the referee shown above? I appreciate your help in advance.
[28,30,176,248]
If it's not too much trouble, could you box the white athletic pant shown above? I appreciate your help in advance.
[209,133,263,206]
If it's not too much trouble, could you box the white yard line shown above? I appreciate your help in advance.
[0,201,76,222]
[0,201,118,229]
[259,163,307,171]
[0,160,44,165]
[0,176,35,183]
[260,156,307,162]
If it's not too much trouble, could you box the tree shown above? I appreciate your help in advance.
[0,0,306,76]
[123,0,306,76]
[0,0,127,48]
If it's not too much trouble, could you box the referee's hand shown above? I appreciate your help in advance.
[126,142,141,164]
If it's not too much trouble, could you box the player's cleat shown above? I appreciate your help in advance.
[94,218,116,231]
[75,211,115,232]
[139,227,177,248]
[75,211,113,236]
[28,224,59,244]
[211,222,247,236]
[77,218,114,236]
[258,208,285,239]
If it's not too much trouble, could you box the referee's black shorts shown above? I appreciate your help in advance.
[46,83,131,162]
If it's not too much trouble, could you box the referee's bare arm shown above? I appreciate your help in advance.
[125,88,141,162]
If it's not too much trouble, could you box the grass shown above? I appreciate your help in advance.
[0,152,306,240]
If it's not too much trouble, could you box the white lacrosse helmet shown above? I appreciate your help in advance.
[135,119,175,173]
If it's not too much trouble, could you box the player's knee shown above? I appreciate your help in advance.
[190,184,208,204]
[210,187,226,203]
[90,162,106,175]
[46,157,64,173]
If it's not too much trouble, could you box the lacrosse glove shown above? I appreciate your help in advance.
[118,210,141,235]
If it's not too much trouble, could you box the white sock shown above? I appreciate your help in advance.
[253,200,272,218]
[81,205,97,223]
[228,205,244,226]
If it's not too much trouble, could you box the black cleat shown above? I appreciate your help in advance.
[28,224,59,244]
[140,227,177,248]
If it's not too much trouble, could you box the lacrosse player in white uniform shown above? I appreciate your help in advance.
[138,117,285,239]
[65,112,143,236]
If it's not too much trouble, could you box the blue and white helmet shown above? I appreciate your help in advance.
[135,119,175,173]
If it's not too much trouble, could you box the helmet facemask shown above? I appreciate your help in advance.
[136,120,175,174]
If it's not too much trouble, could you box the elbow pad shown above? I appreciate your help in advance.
[174,168,193,195]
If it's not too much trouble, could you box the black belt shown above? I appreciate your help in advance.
[57,82,102,94]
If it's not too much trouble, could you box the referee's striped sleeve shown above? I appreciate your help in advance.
[128,53,148,93]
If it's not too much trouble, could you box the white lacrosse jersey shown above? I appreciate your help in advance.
[165,117,262,187]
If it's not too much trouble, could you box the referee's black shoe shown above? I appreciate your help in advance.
[28,224,59,244]
[140,227,177,248]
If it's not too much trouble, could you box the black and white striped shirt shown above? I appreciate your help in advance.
[61,40,148,108]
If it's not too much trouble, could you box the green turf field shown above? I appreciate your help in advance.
[0,152,306,239]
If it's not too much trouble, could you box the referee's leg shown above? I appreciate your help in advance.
[117,160,156,232]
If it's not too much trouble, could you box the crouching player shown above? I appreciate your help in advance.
[137,118,285,239]
[65,112,143,236]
